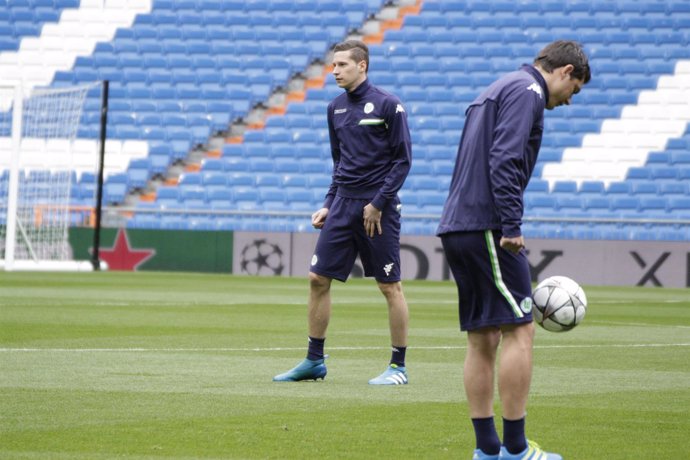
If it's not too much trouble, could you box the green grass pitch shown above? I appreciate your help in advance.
[1,271,688,459]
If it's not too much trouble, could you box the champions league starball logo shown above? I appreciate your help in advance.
[240,239,285,276]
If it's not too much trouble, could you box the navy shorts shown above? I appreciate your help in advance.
[440,230,533,331]
[310,195,401,283]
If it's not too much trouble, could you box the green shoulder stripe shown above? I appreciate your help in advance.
[358,118,386,126]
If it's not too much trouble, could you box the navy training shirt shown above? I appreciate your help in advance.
[437,65,548,238]
[324,79,412,211]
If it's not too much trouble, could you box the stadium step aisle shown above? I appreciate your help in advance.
[112,0,389,229]
[1,0,389,218]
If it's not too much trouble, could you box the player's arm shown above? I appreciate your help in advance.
[488,83,539,241]
[319,104,341,221]
[370,98,412,212]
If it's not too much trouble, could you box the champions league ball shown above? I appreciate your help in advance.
[532,276,587,332]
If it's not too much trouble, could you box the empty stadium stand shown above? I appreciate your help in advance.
[0,0,689,240]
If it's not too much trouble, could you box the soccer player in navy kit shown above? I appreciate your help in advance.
[437,41,590,460]
[274,40,412,385]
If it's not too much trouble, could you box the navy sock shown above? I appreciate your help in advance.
[390,346,407,367]
[306,336,325,361]
[502,416,527,454]
[471,417,501,455]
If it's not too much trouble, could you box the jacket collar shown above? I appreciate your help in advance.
[346,78,371,101]
[521,64,549,105]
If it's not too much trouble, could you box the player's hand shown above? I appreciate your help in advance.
[312,208,329,229]
[363,203,382,237]
[500,235,525,254]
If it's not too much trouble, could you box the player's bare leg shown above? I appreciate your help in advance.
[378,281,408,347]
[465,327,502,458]
[308,272,332,338]
[498,322,534,419]
[496,321,544,459]
[272,272,332,382]
[369,281,409,385]
[464,327,501,417]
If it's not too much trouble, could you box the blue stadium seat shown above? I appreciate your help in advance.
[578,181,605,195]
[611,197,640,213]
[179,185,207,204]
[671,152,690,165]
[556,195,585,215]
[18,0,684,238]
[223,158,249,172]
[282,175,308,189]
[583,197,611,214]
[525,192,556,210]
[649,166,678,180]
[526,179,549,193]
[233,187,260,205]
[631,181,660,196]
[274,160,300,174]
[552,181,578,194]
[668,197,690,214]
[639,197,668,216]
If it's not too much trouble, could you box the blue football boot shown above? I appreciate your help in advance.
[473,448,499,460]
[368,364,408,385]
[273,357,327,382]
[499,440,562,460]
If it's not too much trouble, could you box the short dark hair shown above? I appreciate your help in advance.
[534,40,591,84]
[332,40,369,73]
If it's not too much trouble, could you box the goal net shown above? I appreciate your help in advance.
[0,83,100,271]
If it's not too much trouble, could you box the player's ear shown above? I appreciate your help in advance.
[561,64,575,79]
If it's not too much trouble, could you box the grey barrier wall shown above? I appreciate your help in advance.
[233,232,690,288]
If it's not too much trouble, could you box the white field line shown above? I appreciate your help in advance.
[589,320,690,329]
[0,343,688,353]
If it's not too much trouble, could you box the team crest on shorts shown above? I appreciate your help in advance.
[311,254,318,266]
[519,297,533,314]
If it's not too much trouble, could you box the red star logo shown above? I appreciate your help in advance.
[93,229,155,271]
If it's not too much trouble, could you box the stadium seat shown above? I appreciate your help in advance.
[8,0,681,240]
[526,179,549,193]
[606,182,632,195]
[552,181,578,194]
[659,182,688,197]
[583,196,611,214]
[668,197,690,218]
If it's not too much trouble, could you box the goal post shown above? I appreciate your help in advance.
[0,82,103,271]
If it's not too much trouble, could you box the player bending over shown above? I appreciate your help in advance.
[437,41,591,460]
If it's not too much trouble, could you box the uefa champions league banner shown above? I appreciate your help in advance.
[233,232,690,288]
[69,228,688,287]
[69,228,234,272]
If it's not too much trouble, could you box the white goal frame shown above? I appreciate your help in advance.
[1,83,99,272]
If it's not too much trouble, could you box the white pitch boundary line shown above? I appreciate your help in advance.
[589,320,690,329]
[0,343,688,353]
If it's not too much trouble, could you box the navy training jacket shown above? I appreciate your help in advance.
[324,79,412,211]
[437,65,549,238]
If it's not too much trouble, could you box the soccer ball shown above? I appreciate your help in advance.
[532,276,587,332]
